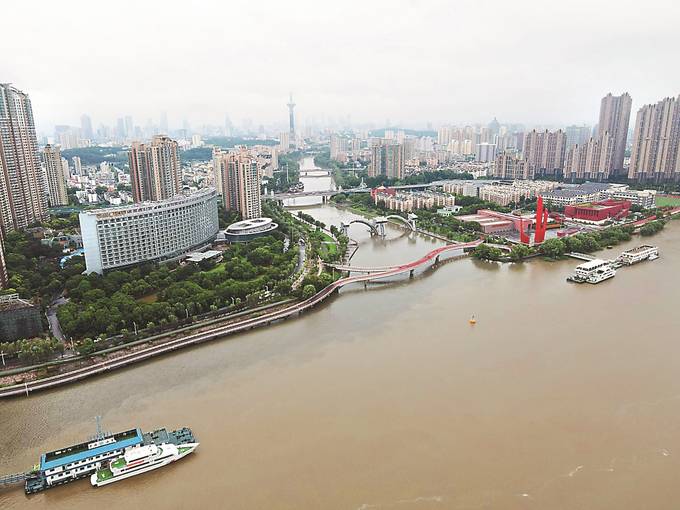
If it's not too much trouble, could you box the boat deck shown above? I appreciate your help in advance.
[96,468,114,483]
[143,427,195,447]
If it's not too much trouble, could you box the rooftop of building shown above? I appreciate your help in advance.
[568,199,630,210]
[40,428,143,471]
[80,188,216,219]
[185,250,223,263]
[0,295,36,313]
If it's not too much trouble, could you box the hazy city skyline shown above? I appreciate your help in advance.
[5,0,679,132]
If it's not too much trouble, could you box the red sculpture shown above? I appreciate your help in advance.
[534,196,548,244]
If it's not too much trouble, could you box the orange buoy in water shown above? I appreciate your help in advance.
[469,314,477,325]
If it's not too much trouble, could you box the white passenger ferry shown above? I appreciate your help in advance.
[567,259,616,284]
[618,245,659,265]
[90,441,199,487]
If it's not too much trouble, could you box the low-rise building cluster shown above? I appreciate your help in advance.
[457,209,535,234]
[478,180,556,206]
[372,188,456,212]
[540,182,656,208]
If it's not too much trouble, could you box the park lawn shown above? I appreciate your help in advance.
[656,195,680,207]
[318,232,338,257]
[206,262,227,274]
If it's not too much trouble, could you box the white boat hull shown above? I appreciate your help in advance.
[91,443,198,487]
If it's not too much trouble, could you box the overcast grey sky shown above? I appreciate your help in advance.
[4,0,679,131]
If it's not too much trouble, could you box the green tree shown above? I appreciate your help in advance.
[640,220,665,236]
[509,244,532,262]
[472,244,504,261]
[302,284,316,299]
[539,238,566,259]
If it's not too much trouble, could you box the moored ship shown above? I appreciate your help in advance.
[23,421,196,494]
[91,441,198,487]
[618,245,659,265]
[567,259,616,284]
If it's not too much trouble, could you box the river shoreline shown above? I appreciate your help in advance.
[2,210,679,509]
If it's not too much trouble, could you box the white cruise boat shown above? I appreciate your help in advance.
[618,245,659,265]
[90,441,199,487]
[585,263,616,283]
[568,259,616,284]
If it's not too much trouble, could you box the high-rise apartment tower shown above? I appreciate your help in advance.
[0,84,48,232]
[42,144,69,207]
[128,135,182,202]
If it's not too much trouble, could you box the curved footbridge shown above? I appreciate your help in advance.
[341,214,418,237]
[0,240,481,399]
[326,240,481,275]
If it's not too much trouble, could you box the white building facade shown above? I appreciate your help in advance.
[80,188,219,274]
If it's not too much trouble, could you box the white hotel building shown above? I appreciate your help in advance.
[80,188,219,274]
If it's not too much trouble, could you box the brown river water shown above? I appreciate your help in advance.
[1,201,679,509]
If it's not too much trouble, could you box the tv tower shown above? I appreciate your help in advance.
[287,93,295,149]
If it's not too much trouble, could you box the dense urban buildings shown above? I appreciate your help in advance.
[478,180,556,206]
[493,151,531,180]
[563,133,614,181]
[565,125,592,150]
[522,129,567,177]
[369,142,405,179]
[42,144,69,207]
[0,294,43,342]
[80,188,219,274]
[128,135,182,202]
[597,92,632,176]
[475,142,496,163]
[0,84,48,232]
[213,148,262,219]
[628,95,680,182]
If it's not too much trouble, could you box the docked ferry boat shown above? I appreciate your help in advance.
[24,425,196,494]
[91,440,198,487]
[567,259,616,284]
[618,245,659,265]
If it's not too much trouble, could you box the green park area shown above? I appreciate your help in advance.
[655,195,680,207]
[0,202,346,364]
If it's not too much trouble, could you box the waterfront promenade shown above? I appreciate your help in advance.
[0,240,480,398]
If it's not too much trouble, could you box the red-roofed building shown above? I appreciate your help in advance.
[564,199,630,222]
[370,186,396,199]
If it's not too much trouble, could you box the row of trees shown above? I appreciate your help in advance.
[472,243,533,262]
[57,230,299,340]
[640,220,665,236]
[537,226,636,259]
[0,338,64,363]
